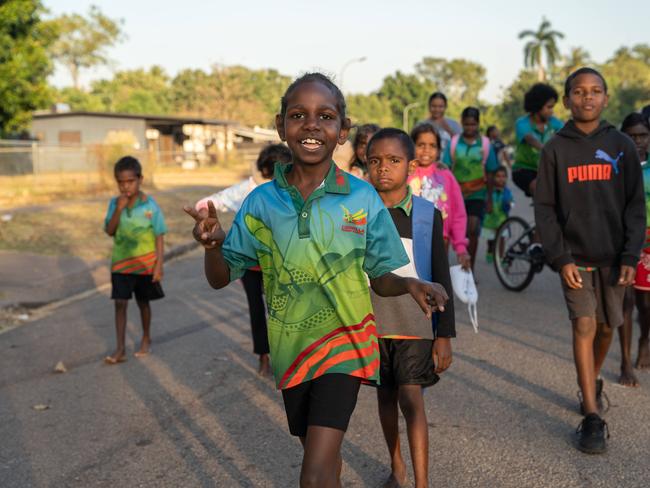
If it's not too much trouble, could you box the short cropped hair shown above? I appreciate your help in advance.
[256,143,291,178]
[280,72,346,120]
[366,127,415,161]
[114,156,142,178]
[564,67,608,97]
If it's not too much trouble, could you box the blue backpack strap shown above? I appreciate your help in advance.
[412,196,434,281]
[412,196,439,335]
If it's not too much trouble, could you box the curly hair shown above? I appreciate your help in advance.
[524,83,559,114]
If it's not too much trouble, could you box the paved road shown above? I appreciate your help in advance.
[1,202,649,487]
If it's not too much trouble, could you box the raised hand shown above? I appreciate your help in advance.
[116,194,129,210]
[184,200,226,249]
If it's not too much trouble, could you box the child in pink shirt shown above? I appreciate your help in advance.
[409,122,471,269]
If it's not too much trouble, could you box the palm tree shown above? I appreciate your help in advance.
[519,18,565,81]
[562,47,592,78]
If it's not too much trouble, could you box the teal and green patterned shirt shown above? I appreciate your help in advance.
[104,194,167,274]
[222,162,409,389]
[442,137,499,200]
[513,115,563,171]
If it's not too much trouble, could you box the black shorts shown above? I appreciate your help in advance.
[111,273,165,301]
[464,199,486,219]
[560,267,625,327]
[281,373,361,437]
[379,338,439,389]
[512,168,537,197]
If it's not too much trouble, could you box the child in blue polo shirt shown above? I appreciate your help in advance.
[185,73,448,487]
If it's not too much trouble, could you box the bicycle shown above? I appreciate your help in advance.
[493,216,546,291]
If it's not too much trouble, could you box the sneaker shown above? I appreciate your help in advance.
[578,377,610,415]
[576,414,609,454]
[527,243,545,271]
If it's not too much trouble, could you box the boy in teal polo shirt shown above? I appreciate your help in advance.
[104,156,166,364]
[185,73,448,488]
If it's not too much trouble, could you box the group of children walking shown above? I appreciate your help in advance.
[102,67,650,485]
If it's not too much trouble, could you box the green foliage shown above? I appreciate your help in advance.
[600,45,650,124]
[346,93,393,127]
[47,5,124,88]
[0,0,54,136]
[91,66,172,114]
[377,71,432,128]
[414,57,487,117]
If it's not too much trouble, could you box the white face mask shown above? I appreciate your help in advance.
[449,265,479,333]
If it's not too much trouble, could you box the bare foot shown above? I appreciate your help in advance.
[258,354,271,376]
[104,352,127,365]
[135,339,151,358]
[636,338,650,369]
[618,363,639,387]
[382,472,407,488]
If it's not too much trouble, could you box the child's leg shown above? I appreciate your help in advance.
[635,290,650,368]
[108,299,128,361]
[377,387,407,487]
[282,374,360,487]
[241,270,271,374]
[593,321,614,378]
[487,238,495,255]
[617,288,638,385]
[135,299,151,355]
[573,317,599,414]
[300,425,346,488]
[398,385,428,488]
[466,216,481,271]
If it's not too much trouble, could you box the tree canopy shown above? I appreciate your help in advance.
[0,0,54,137]
[47,5,124,89]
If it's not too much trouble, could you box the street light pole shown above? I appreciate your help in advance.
[403,102,422,132]
[339,56,367,92]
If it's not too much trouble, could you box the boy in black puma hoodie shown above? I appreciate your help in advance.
[535,68,645,454]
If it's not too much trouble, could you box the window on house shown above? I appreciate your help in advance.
[58,131,81,144]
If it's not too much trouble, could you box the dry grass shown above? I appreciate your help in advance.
[0,164,250,210]
[0,186,236,260]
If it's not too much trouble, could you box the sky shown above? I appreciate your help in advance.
[45,0,650,103]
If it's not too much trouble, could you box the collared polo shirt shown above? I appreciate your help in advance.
[222,162,409,389]
[513,115,563,171]
[104,194,167,274]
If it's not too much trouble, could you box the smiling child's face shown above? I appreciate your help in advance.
[414,132,439,167]
[276,81,349,166]
[367,138,415,194]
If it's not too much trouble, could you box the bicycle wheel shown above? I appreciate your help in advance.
[493,216,535,291]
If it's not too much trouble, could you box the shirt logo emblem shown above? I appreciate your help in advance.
[595,149,623,175]
[341,205,367,225]
[341,205,367,235]
[144,210,153,219]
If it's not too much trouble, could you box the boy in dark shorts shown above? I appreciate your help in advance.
[535,68,645,454]
[513,83,563,198]
[367,128,455,488]
[104,156,167,364]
